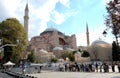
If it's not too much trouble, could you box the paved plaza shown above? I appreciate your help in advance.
[0,72,13,78]
[27,71,120,78]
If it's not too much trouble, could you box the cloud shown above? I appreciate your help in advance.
[0,0,73,41]
[51,11,65,25]
[51,10,79,25]
[76,33,87,46]
[59,0,70,8]
[28,0,72,39]
[102,0,112,5]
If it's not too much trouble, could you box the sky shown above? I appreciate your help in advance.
[0,0,114,46]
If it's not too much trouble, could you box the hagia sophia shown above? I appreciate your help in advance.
[24,4,112,63]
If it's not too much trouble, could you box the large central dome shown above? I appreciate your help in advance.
[44,28,58,32]
[40,28,64,35]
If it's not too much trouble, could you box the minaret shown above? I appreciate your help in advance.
[24,3,29,41]
[86,23,90,46]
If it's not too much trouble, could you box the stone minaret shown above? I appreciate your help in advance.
[86,23,90,46]
[24,3,29,41]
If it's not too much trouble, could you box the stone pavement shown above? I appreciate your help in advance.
[0,72,13,78]
[27,71,120,78]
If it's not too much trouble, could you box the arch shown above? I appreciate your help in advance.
[59,38,66,45]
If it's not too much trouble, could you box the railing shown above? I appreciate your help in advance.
[0,44,17,50]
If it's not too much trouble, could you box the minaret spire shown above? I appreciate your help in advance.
[24,2,29,41]
[86,22,90,46]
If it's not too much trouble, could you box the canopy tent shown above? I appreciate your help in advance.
[3,61,15,66]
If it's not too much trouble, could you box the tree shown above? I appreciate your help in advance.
[0,18,27,63]
[112,41,119,61]
[68,53,75,62]
[27,51,35,63]
[51,58,58,63]
[105,0,120,45]
[61,52,69,60]
[72,50,77,55]
[81,50,90,57]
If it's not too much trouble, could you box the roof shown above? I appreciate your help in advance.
[3,61,15,66]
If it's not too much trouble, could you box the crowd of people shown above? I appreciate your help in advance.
[58,62,120,73]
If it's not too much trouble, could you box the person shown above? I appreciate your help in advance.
[103,63,106,73]
[111,63,115,72]
[103,63,109,73]
[65,63,69,71]
[59,63,64,71]
[23,65,26,74]
[80,64,84,72]
[92,64,95,72]
[38,65,42,73]
[117,62,120,72]
[99,64,103,72]
[75,62,80,72]
[95,63,98,72]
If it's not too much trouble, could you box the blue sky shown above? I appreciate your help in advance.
[0,0,114,46]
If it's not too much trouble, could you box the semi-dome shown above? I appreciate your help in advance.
[40,27,64,35]
[91,39,110,47]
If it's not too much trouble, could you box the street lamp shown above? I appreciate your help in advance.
[102,30,107,37]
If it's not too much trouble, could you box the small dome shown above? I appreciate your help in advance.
[39,49,48,53]
[66,48,75,51]
[53,47,63,51]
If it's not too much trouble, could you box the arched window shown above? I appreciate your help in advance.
[59,38,65,45]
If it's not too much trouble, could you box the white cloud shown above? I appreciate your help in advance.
[51,11,65,25]
[59,0,70,8]
[76,33,87,46]
[102,0,112,5]
[28,0,72,39]
[0,0,71,37]
[51,10,79,25]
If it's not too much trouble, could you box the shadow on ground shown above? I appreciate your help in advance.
[112,76,120,78]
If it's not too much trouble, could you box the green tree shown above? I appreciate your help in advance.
[112,41,119,61]
[105,0,120,45]
[0,18,27,63]
[72,51,77,55]
[81,50,90,57]
[27,51,35,63]
[61,52,69,60]
[68,53,75,62]
[51,58,58,63]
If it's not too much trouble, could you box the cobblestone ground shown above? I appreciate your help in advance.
[27,70,120,78]
[0,72,13,78]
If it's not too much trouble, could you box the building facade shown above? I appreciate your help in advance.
[28,28,77,52]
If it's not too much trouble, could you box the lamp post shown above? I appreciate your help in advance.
[102,30,107,37]
[102,29,120,61]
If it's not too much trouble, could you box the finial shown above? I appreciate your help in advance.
[25,0,29,11]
